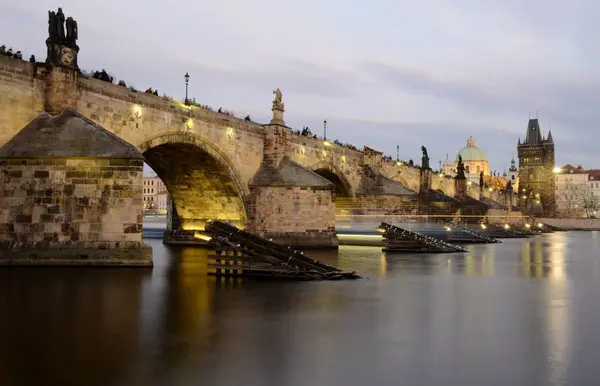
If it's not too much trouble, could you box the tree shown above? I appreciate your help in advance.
[558,180,585,218]
[582,186,599,218]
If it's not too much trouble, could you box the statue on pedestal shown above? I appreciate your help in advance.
[479,171,484,190]
[421,145,430,170]
[46,7,79,68]
[272,88,285,110]
[456,155,466,180]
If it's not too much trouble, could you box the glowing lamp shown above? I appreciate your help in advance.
[467,181,472,186]
[323,140,332,147]
[341,155,346,162]
[193,233,212,241]
[525,223,531,228]
[133,105,142,118]
[227,127,234,138]
[553,167,561,173]
[480,223,487,229]
[186,118,193,129]
[322,150,327,158]
[504,224,510,229]
[537,223,543,228]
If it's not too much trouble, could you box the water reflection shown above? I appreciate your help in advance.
[1,233,599,386]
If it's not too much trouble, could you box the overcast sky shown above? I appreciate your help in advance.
[2,0,598,174]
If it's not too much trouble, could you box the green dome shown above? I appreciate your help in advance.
[457,136,487,161]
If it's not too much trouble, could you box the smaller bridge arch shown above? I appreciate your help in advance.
[311,162,354,199]
[138,132,248,230]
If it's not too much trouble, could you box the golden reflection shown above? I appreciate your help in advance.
[379,253,387,277]
[454,247,496,277]
[519,235,567,280]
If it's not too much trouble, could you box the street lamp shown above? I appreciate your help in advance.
[184,72,190,105]
[323,118,327,141]
[553,166,561,173]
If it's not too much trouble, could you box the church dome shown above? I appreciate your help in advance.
[457,136,487,161]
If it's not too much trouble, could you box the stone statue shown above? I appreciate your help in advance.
[272,88,284,110]
[421,145,430,170]
[456,155,466,180]
[56,8,66,40]
[66,17,78,45]
[479,171,484,189]
[48,10,57,40]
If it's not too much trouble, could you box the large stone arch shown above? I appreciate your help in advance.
[138,132,247,230]
[310,162,354,198]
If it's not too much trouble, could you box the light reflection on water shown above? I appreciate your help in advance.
[0,232,600,386]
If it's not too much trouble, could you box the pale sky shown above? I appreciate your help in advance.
[2,0,598,174]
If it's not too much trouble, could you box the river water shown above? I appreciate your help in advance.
[1,232,600,386]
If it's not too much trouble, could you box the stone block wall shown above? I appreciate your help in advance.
[0,158,151,265]
[0,56,44,146]
[247,186,337,248]
[356,195,418,215]
[43,66,79,115]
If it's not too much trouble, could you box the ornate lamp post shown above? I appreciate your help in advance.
[184,72,190,105]
[323,119,327,141]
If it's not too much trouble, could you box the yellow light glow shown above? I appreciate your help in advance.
[480,223,487,229]
[439,173,444,177]
[301,147,306,155]
[396,161,403,166]
[133,105,142,118]
[186,118,193,128]
[227,127,234,138]
[536,200,540,204]
[525,223,531,228]
[376,227,385,233]
[323,140,332,147]
[341,155,346,162]
[193,233,212,241]
[322,150,327,157]
[537,223,543,228]
[504,224,510,229]
[467,181,472,186]
[553,167,561,173]
[536,193,540,197]
[444,225,451,231]
[488,188,493,192]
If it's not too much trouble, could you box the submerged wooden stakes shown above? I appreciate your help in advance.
[204,220,360,281]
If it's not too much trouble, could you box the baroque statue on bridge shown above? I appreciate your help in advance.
[456,155,466,180]
[47,8,78,47]
[272,88,285,111]
[421,145,430,170]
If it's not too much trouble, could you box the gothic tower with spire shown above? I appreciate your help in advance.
[517,117,555,215]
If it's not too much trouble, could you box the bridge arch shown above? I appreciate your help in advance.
[138,132,247,230]
[310,162,353,198]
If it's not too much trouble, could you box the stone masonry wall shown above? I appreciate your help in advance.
[0,158,145,252]
[0,56,44,147]
[247,186,337,247]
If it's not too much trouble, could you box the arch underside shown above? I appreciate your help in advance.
[313,168,354,213]
[142,142,246,231]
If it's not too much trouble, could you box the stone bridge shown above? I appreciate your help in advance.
[0,11,517,264]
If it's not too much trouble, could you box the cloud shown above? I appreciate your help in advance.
[2,0,600,170]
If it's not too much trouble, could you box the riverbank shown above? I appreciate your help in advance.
[538,218,600,231]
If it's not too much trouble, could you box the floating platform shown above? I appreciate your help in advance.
[469,223,529,238]
[378,222,467,253]
[203,220,360,281]
[444,222,501,244]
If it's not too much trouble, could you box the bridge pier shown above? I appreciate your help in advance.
[0,110,152,266]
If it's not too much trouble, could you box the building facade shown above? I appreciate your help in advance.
[517,118,555,215]
[452,137,490,185]
[554,164,599,218]
[143,176,167,212]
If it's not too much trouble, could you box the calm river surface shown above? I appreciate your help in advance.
[2,232,600,386]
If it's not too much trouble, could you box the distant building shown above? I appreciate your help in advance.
[453,137,489,185]
[554,164,599,218]
[517,118,555,215]
[506,156,519,192]
[156,189,169,214]
[143,176,166,212]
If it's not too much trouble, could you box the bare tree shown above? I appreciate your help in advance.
[558,180,585,218]
[582,186,599,218]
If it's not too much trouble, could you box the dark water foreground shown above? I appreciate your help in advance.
[1,232,600,386]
